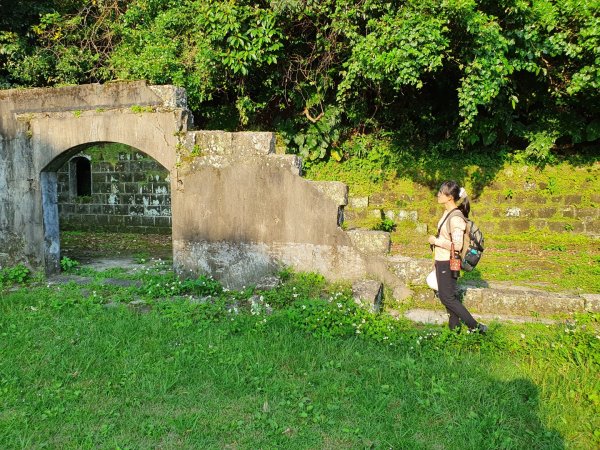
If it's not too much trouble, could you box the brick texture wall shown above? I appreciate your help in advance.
[57,147,171,234]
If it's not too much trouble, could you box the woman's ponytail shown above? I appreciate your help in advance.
[457,187,470,218]
[439,181,470,218]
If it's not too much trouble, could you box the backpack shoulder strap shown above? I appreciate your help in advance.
[436,208,459,237]
[445,209,466,235]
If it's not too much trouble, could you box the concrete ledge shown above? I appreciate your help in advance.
[403,308,558,325]
[461,284,585,315]
[188,130,275,158]
[412,282,589,316]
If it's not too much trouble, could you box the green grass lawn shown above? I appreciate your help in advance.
[1,268,598,449]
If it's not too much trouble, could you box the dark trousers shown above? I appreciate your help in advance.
[435,260,478,330]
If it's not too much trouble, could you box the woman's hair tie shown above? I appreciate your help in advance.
[459,187,467,199]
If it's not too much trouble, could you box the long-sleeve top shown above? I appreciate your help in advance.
[433,210,466,261]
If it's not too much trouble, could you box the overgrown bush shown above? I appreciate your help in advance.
[2,0,599,165]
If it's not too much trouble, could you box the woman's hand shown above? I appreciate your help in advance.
[428,235,436,246]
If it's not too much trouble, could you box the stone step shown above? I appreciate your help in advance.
[400,308,560,325]
[410,281,598,315]
[388,255,599,315]
[307,180,349,206]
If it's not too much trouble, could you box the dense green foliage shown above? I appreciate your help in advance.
[1,265,598,447]
[2,0,599,163]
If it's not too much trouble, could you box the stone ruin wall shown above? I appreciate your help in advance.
[0,81,399,293]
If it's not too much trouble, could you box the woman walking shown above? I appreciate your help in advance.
[427,181,487,333]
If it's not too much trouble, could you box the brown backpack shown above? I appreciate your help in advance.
[446,210,485,272]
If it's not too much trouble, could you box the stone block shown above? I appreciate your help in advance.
[309,181,348,206]
[343,210,363,222]
[396,210,418,222]
[392,285,413,302]
[415,223,428,235]
[585,220,600,234]
[536,207,557,218]
[95,215,109,226]
[564,195,582,205]
[590,193,600,204]
[575,208,598,221]
[129,172,146,183]
[102,204,116,215]
[348,196,369,209]
[464,286,584,315]
[384,210,395,220]
[514,194,528,203]
[92,172,107,183]
[368,192,387,206]
[497,193,510,203]
[108,215,124,226]
[385,308,402,320]
[121,182,138,195]
[86,204,100,215]
[268,154,302,175]
[548,221,583,233]
[95,182,111,194]
[548,221,568,232]
[387,255,432,285]
[582,294,600,312]
[128,300,151,314]
[531,219,548,230]
[116,204,130,215]
[560,207,575,218]
[505,207,521,217]
[509,220,531,232]
[129,205,144,215]
[572,222,585,233]
[505,207,529,217]
[232,132,275,156]
[352,280,383,313]
[155,216,171,228]
[369,209,383,219]
[346,230,390,255]
[96,162,113,172]
[75,204,90,214]
[529,194,547,204]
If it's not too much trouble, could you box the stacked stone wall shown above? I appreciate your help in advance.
[57,148,172,234]
[346,175,600,238]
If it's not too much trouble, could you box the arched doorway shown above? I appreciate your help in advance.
[42,142,173,270]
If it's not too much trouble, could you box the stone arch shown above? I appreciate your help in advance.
[0,82,187,274]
